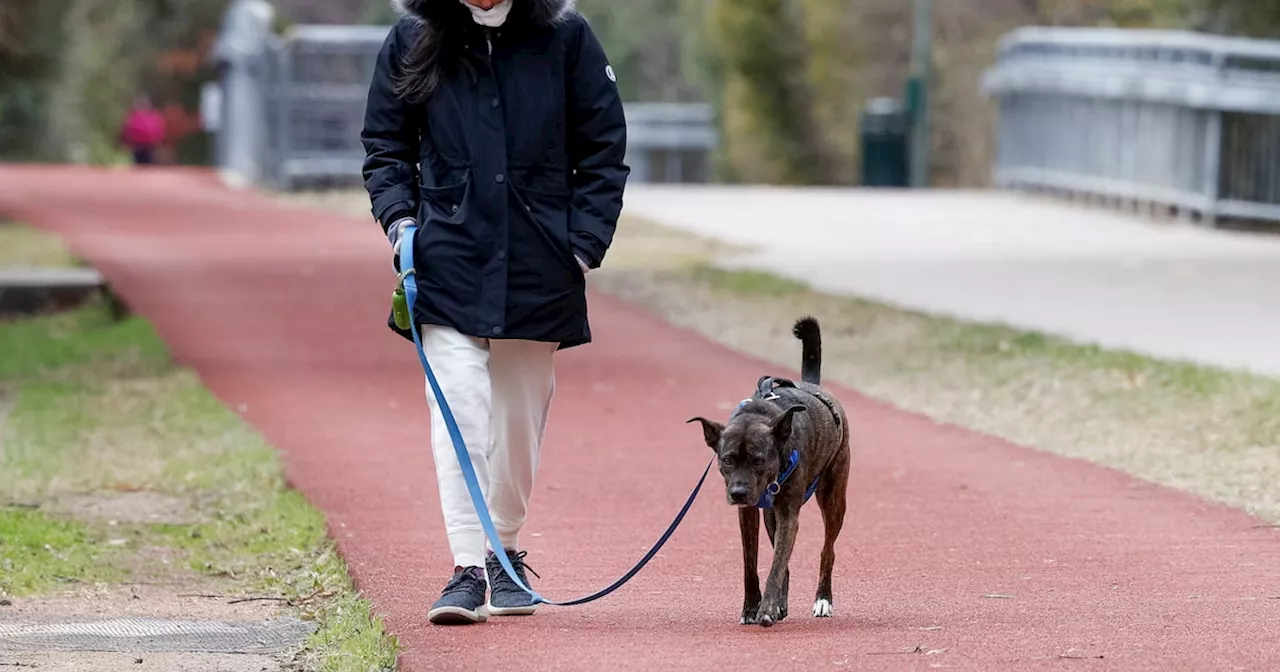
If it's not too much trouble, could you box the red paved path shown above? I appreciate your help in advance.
[3,166,1279,671]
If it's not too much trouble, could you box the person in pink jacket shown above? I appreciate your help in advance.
[119,95,167,165]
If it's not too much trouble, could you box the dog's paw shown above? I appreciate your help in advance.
[740,599,762,625]
[755,602,784,628]
[812,598,833,618]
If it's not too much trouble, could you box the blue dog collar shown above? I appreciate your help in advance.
[756,449,800,509]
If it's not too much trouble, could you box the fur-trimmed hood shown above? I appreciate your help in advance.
[391,0,577,29]
[384,0,581,103]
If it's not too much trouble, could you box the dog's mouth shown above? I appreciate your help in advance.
[723,465,779,507]
[724,475,773,507]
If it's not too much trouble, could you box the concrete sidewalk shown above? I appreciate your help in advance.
[624,185,1280,376]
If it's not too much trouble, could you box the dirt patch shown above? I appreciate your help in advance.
[0,651,283,672]
[0,585,301,672]
[0,583,288,624]
[45,491,199,526]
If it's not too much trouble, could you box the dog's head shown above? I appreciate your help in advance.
[688,401,806,507]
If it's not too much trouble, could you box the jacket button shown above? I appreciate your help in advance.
[491,98,500,108]
[494,173,505,184]
[450,204,458,212]
[497,249,506,260]
[492,326,503,336]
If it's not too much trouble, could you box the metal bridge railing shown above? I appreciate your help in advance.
[264,24,389,191]
[624,102,719,184]
[211,3,717,191]
[981,26,1280,227]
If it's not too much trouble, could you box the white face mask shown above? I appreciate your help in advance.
[459,0,512,27]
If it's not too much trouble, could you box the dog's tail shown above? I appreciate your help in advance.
[792,316,822,385]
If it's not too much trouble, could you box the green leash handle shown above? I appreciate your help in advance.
[392,269,414,331]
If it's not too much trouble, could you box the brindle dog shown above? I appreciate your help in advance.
[688,317,850,627]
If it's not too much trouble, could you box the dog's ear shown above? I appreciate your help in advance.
[686,417,725,450]
[769,404,807,446]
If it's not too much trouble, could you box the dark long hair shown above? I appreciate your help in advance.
[391,3,474,106]
[390,0,573,105]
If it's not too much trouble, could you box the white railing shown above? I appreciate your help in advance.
[981,26,1280,226]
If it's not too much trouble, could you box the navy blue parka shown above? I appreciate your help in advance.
[362,0,629,349]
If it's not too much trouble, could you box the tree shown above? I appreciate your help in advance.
[0,0,74,160]
[575,0,704,102]
[705,0,838,185]
[0,0,233,164]
[1196,0,1280,36]
[356,0,400,25]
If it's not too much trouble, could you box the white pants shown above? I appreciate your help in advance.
[421,324,557,569]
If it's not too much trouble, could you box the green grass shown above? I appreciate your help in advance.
[0,293,399,669]
[0,223,78,268]
[691,264,812,296]
[0,507,123,595]
[0,300,164,382]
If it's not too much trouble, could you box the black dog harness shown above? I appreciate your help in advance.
[730,376,840,509]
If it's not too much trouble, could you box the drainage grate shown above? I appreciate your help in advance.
[0,617,316,654]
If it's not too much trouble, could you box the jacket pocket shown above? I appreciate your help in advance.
[510,182,578,277]
[419,172,470,226]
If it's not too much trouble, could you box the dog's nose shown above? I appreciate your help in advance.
[728,485,750,503]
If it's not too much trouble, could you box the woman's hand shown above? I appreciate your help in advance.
[387,217,415,256]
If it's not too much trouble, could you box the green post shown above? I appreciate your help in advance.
[908,0,933,188]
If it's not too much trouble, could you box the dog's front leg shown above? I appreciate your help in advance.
[762,509,790,622]
[756,510,799,627]
[738,507,762,624]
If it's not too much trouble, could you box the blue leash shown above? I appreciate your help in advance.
[398,224,714,606]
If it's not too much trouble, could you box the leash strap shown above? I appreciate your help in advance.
[399,224,713,606]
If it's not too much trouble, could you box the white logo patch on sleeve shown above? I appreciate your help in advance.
[605,64,616,83]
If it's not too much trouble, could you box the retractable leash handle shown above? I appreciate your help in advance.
[397,224,714,606]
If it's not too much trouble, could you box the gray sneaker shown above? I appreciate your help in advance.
[428,566,488,625]
[486,550,540,616]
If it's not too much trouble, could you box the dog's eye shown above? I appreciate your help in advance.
[751,456,767,467]
[720,455,735,467]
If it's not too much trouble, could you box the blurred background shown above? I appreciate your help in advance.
[3,0,1278,194]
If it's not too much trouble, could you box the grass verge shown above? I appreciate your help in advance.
[0,222,78,267]
[0,287,399,669]
[0,507,122,596]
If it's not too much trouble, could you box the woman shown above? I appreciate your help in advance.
[119,95,166,166]
[361,0,628,625]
